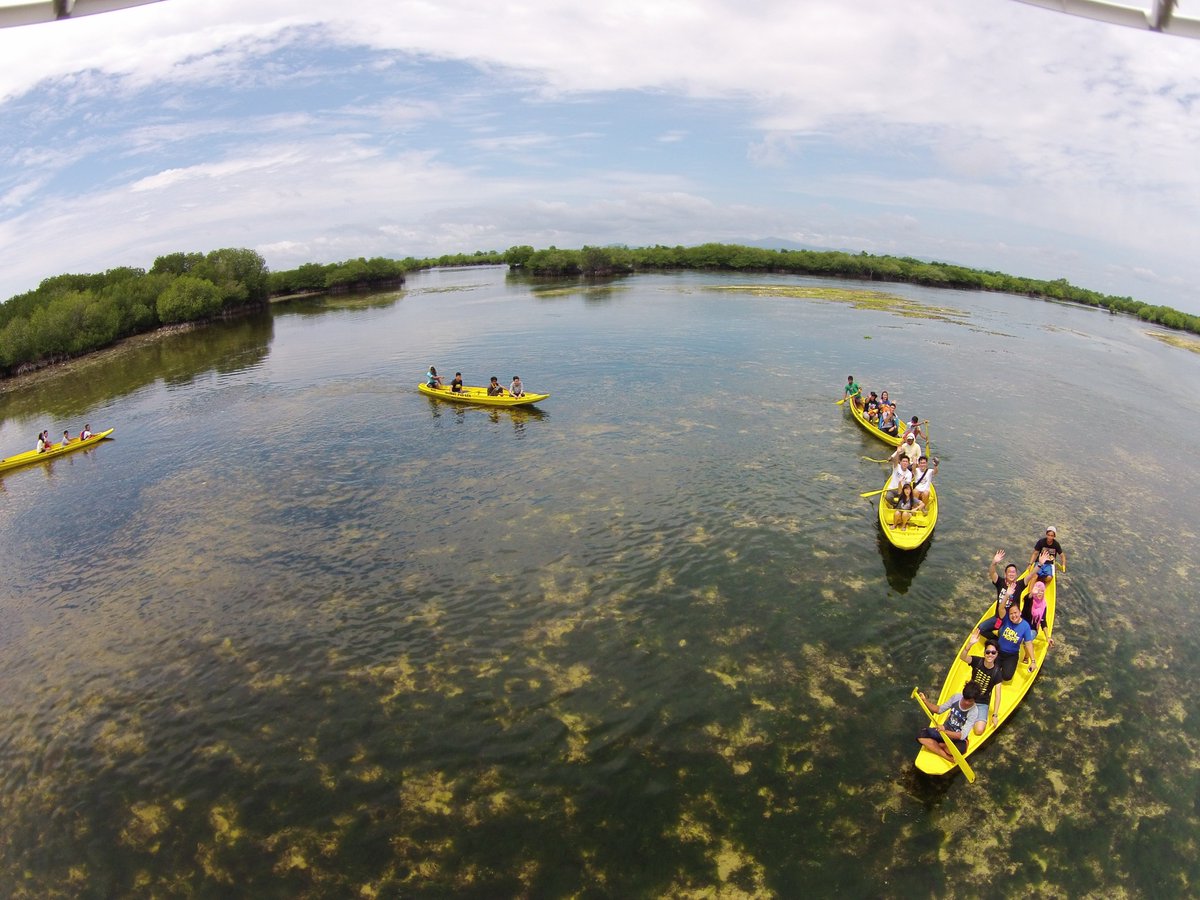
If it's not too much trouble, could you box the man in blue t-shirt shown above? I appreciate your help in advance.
[971,603,1036,682]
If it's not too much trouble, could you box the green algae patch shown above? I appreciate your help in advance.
[532,284,627,299]
[707,285,969,323]
[1145,330,1200,354]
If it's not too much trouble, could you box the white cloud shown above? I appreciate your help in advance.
[0,0,1197,310]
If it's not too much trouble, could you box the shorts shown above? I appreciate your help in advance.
[997,650,1021,682]
[918,726,967,753]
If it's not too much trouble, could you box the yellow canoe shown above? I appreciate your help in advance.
[418,383,549,407]
[914,567,1056,775]
[878,482,937,550]
[848,398,903,447]
[0,428,115,474]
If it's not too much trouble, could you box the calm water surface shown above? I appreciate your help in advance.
[1,267,1198,897]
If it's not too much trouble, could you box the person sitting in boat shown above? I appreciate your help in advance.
[510,376,524,398]
[1028,526,1066,584]
[884,454,913,506]
[36,431,49,453]
[426,366,444,388]
[903,417,925,442]
[1021,581,1054,648]
[863,392,880,422]
[878,404,899,436]
[487,376,505,397]
[844,375,862,408]
[911,455,937,508]
[959,640,1003,730]
[981,548,1040,641]
[915,682,985,763]
[890,482,924,531]
[971,603,1037,683]
[879,390,892,412]
[61,430,72,447]
[80,424,93,440]
[450,372,464,394]
[894,431,921,468]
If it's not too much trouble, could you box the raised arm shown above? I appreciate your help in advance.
[988,549,1005,583]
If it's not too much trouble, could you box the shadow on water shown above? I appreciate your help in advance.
[0,313,274,425]
[423,396,550,434]
[876,530,932,594]
[272,291,405,317]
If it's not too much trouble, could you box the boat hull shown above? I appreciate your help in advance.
[0,428,115,474]
[848,399,902,447]
[418,383,549,407]
[878,482,937,550]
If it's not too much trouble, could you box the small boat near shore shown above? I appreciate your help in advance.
[0,428,115,474]
[418,383,549,407]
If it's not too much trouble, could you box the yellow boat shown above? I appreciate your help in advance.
[848,397,902,447]
[0,428,115,474]
[878,481,937,550]
[418,383,549,407]
[914,567,1055,776]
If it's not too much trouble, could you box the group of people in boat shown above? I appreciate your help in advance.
[878,424,936,536]
[36,425,93,453]
[425,366,525,398]
[916,527,1067,763]
[844,376,910,437]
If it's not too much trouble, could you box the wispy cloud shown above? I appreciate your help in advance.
[0,0,1196,310]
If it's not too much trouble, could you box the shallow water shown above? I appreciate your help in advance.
[1,266,1198,896]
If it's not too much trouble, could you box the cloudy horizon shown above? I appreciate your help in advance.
[1,0,1198,312]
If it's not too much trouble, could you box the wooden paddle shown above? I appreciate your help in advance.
[911,687,976,783]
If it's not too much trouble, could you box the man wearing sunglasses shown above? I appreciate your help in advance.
[959,639,1003,728]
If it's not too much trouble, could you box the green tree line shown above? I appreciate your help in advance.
[267,250,504,295]
[5,241,1196,379]
[504,243,1200,336]
[0,248,269,377]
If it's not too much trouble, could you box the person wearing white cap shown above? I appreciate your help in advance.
[891,430,922,469]
[1028,526,1066,583]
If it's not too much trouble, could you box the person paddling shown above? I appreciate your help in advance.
[916,682,985,763]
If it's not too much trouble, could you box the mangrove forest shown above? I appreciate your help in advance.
[2,242,1197,380]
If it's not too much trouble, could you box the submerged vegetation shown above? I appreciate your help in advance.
[504,243,1200,337]
[3,241,1196,379]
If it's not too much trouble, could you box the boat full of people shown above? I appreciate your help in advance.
[0,427,114,474]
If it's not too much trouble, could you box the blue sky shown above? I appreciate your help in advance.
[1,0,1198,312]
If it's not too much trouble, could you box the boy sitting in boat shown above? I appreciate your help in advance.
[426,366,444,388]
[915,682,985,762]
[487,376,506,396]
[844,375,862,408]
[863,392,880,423]
[450,373,464,393]
[510,376,524,398]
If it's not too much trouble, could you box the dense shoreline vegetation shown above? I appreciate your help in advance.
[503,243,1200,335]
[2,243,1196,379]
